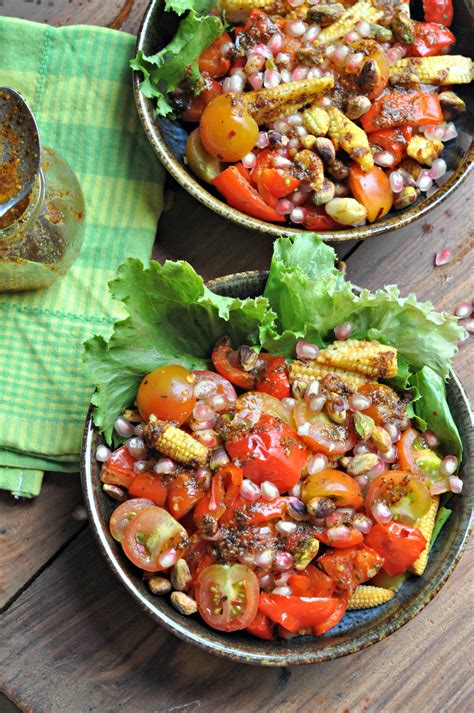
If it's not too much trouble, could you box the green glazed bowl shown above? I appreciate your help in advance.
[132,0,473,242]
[81,271,473,666]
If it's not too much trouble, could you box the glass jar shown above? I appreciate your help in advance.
[0,146,85,292]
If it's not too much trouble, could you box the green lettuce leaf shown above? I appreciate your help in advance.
[431,506,452,546]
[164,0,216,15]
[131,10,223,117]
[84,259,271,442]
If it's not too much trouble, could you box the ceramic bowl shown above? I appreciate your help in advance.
[81,271,473,666]
[132,0,473,242]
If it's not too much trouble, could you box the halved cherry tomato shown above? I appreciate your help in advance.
[255,356,291,400]
[128,472,167,506]
[167,471,206,520]
[196,564,260,631]
[100,445,136,489]
[368,127,412,166]
[212,166,285,221]
[302,469,363,510]
[181,77,222,122]
[351,39,390,99]
[257,168,300,208]
[136,365,195,424]
[259,593,338,633]
[365,470,432,525]
[361,92,443,133]
[348,164,393,223]
[194,464,243,525]
[317,545,384,594]
[358,382,407,427]
[316,526,364,548]
[409,21,455,57]
[422,0,453,26]
[293,401,356,455]
[397,428,443,484]
[226,414,308,492]
[201,96,259,163]
[211,338,256,390]
[246,611,276,640]
[302,203,339,231]
[289,564,336,598]
[234,391,293,428]
[122,507,188,571]
[398,427,421,471]
[365,521,427,576]
[198,33,232,78]
[109,498,154,542]
[312,596,348,635]
[219,495,287,526]
[192,369,237,413]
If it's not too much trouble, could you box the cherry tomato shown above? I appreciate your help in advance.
[422,0,453,26]
[302,469,363,510]
[348,164,393,223]
[226,414,308,492]
[198,33,232,78]
[255,357,291,400]
[195,564,260,631]
[200,94,259,162]
[352,40,390,99]
[317,545,384,594]
[211,338,256,389]
[109,498,154,542]
[192,369,237,413]
[316,526,364,549]
[128,472,167,506]
[122,507,188,572]
[257,168,300,208]
[365,470,432,525]
[185,128,223,183]
[312,596,348,635]
[246,611,276,640]
[136,365,195,424]
[212,166,285,222]
[358,382,407,427]
[234,391,293,428]
[167,471,207,520]
[409,22,455,57]
[293,401,356,455]
[368,128,411,166]
[100,445,136,489]
[365,521,427,575]
[181,77,223,123]
[288,565,336,598]
[259,593,338,634]
[303,203,340,231]
[398,428,443,485]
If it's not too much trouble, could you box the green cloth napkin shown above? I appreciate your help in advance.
[0,18,164,497]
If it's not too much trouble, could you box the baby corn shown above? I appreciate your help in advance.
[317,339,398,379]
[216,0,281,22]
[409,496,440,576]
[326,107,374,171]
[303,105,330,137]
[348,586,395,610]
[407,135,443,167]
[317,0,383,44]
[143,416,209,467]
[288,361,371,391]
[390,56,473,85]
[243,76,334,124]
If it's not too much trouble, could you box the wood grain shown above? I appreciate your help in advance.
[0,473,85,611]
[1,528,472,713]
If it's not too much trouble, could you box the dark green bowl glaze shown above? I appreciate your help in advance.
[133,0,473,242]
[81,272,473,666]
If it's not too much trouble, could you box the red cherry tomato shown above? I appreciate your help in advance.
[259,593,338,633]
[288,564,336,598]
[317,545,384,594]
[365,521,427,575]
[121,507,188,572]
[226,414,308,492]
[422,0,453,26]
[250,149,279,186]
[255,356,291,400]
[365,470,432,525]
[167,471,207,520]
[303,203,340,231]
[246,611,276,640]
[348,164,393,223]
[293,401,356,455]
[211,338,256,390]
[302,469,363,510]
[219,495,287,526]
[195,564,260,631]
[109,498,154,542]
[312,596,348,635]
[181,76,222,122]
[186,533,217,585]
[128,472,167,506]
[368,127,412,166]
[136,365,196,424]
[409,22,455,57]
[397,427,421,471]
[100,445,136,489]
[358,382,407,427]
[198,33,232,78]
[192,369,237,413]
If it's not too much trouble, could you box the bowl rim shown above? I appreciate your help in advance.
[80,270,473,666]
[132,0,474,243]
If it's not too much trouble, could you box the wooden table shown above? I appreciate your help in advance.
[1,2,473,712]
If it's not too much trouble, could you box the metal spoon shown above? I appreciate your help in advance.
[0,87,41,218]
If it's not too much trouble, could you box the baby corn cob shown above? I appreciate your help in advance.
[143,416,209,467]
[326,107,374,171]
[317,339,398,379]
[317,1,383,44]
[407,135,443,167]
[216,0,281,22]
[243,76,334,124]
[288,361,371,391]
[348,586,395,610]
[303,105,330,137]
[390,56,473,85]
[409,496,440,576]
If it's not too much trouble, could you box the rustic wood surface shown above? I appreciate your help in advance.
[0,2,473,713]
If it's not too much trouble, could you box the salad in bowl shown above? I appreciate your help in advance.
[82,236,469,657]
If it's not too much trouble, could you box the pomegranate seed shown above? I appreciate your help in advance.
[326,525,352,542]
[443,122,458,141]
[355,21,371,37]
[282,397,296,410]
[464,318,474,334]
[429,158,447,181]
[238,552,255,565]
[449,475,463,493]
[346,52,365,73]
[304,379,320,400]
[374,151,395,168]
[291,66,309,81]
[307,453,329,474]
[241,479,261,502]
[380,445,398,464]
[308,67,323,78]
[267,32,284,54]
[264,69,281,88]
[242,152,257,170]
[261,480,280,501]
[372,501,392,524]
[349,393,372,411]
[334,322,353,340]
[353,514,373,534]
[309,395,326,413]
[276,198,294,215]
[209,448,230,471]
[95,444,111,462]
[286,20,306,37]
[424,430,440,448]
[273,154,292,168]
[114,416,135,438]
[287,113,303,126]
[434,248,452,266]
[424,124,446,141]
[258,573,274,590]
[195,430,218,447]
[387,48,401,64]
[227,74,244,92]
[272,585,293,596]
[290,206,307,223]
[126,437,147,460]
[280,69,292,83]
[193,402,214,422]
[389,171,404,193]
[254,549,274,568]
[253,43,273,59]
[303,25,320,42]
[289,0,305,6]
[133,460,147,475]
[386,422,401,443]
[325,44,336,58]
[276,520,298,535]
[256,131,269,149]
[154,458,177,475]
[248,72,263,90]
[289,482,302,498]
[274,552,293,571]
[455,302,472,319]
[195,467,212,491]
[440,455,458,476]
[158,549,178,569]
[274,571,293,585]
[334,44,350,65]
[417,170,433,192]
[276,52,291,66]
[353,442,374,455]
[296,340,319,360]
[366,460,386,479]
[355,474,369,488]
[345,30,360,43]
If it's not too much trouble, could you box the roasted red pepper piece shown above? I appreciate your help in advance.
[246,611,276,640]
[364,521,427,576]
[211,337,256,390]
[361,92,443,133]
[212,166,285,222]
[422,0,453,27]
[368,127,412,165]
[259,593,338,633]
[409,21,455,57]
[255,356,291,400]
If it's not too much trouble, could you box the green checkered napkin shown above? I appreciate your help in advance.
[0,18,164,497]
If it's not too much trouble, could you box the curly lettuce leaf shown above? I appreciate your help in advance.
[131,10,223,117]
[84,259,271,442]
[164,0,217,15]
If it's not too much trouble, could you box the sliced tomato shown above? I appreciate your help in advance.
[316,526,364,549]
[213,166,286,221]
[361,92,443,133]
[398,428,443,485]
[303,203,339,231]
[358,382,407,427]
[234,391,293,428]
[181,77,222,122]
[226,414,308,492]
[122,507,188,572]
[365,521,427,576]
[136,364,195,424]
[288,565,336,598]
[348,164,393,223]
[167,471,207,520]
[128,472,167,506]
[257,168,300,208]
[194,464,243,525]
[192,369,237,413]
[259,593,338,634]
[211,337,256,389]
[301,469,363,510]
[312,596,348,635]
[196,564,260,631]
[317,545,384,594]
[109,498,154,542]
[422,0,453,26]
[293,401,356,456]
[365,470,432,525]
[100,445,136,489]
[255,356,291,400]
[409,21,455,57]
[198,33,232,78]
[246,611,276,640]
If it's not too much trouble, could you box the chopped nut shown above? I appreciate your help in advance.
[170,559,192,592]
[238,345,259,372]
[393,186,420,210]
[312,179,335,205]
[294,149,325,192]
[170,591,198,616]
[308,3,345,25]
[287,496,309,521]
[391,12,416,44]
[102,483,126,502]
[306,496,336,519]
[438,91,466,120]
[327,158,349,180]
[325,396,347,424]
[353,411,375,440]
[315,137,336,163]
[369,23,393,42]
[357,59,382,98]
[148,576,172,595]
[345,95,372,121]
[347,452,380,475]
[334,181,349,198]
[371,426,392,453]
[293,537,320,570]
